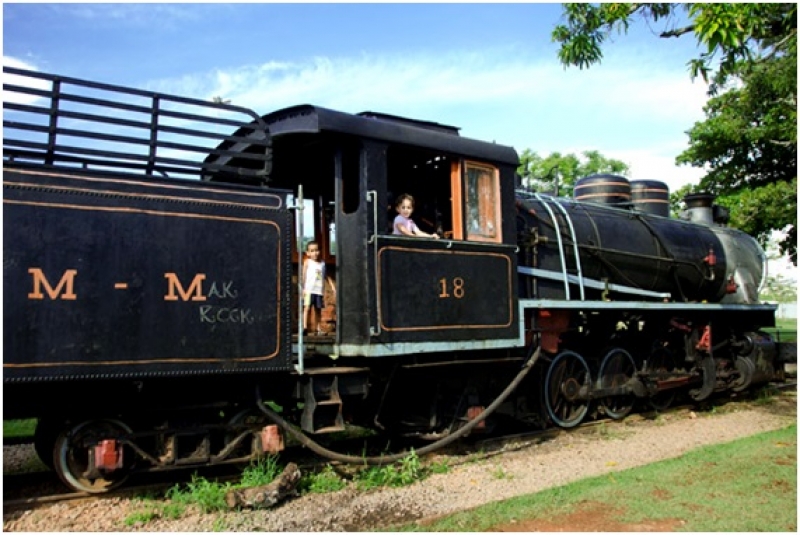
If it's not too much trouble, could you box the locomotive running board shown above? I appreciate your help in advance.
[331,338,526,358]
[518,266,672,300]
[519,299,778,312]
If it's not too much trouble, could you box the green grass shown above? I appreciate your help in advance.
[162,456,283,513]
[125,450,427,526]
[354,449,423,490]
[165,473,234,513]
[766,317,797,342]
[238,455,282,488]
[123,496,187,527]
[428,459,451,475]
[299,464,348,494]
[3,419,36,438]
[390,424,797,532]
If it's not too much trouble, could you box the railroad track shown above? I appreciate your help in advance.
[4,380,796,510]
[2,432,418,509]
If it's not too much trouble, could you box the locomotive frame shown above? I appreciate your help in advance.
[3,67,788,493]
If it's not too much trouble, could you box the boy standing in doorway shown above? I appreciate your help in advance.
[302,241,334,335]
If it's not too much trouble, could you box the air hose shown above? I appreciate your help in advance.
[255,344,541,465]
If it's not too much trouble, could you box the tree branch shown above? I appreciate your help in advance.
[660,24,695,39]
[769,140,796,147]
[761,28,798,60]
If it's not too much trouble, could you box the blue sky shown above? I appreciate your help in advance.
[4,2,713,192]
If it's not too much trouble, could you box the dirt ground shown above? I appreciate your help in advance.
[491,500,685,532]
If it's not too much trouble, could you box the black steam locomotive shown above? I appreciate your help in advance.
[3,67,788,493]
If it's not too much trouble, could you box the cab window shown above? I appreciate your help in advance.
[464,161,501,243]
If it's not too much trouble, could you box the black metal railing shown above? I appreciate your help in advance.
[3,67,272,182]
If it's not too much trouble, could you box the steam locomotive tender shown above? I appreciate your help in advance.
[3,67,788,493]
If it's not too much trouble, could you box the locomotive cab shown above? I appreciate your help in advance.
[205,105,523,359]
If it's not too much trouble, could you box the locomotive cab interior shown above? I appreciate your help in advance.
[385,146,453,237]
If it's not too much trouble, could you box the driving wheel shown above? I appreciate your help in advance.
[544,350,592,428]
[599,348,636,420]
[647,347,677,411]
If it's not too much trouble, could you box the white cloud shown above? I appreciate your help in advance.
[146,52,549,113]
[604,147,706,191]
[143,50,710,192]
[3,56,50,105]
[147,50,708,128]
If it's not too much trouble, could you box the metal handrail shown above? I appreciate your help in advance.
[533,193,570,299]
[3,66,272,182]
[367,190,382,337]
[546,196,586,300]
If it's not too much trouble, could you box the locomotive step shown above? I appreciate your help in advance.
[301,375,345,433]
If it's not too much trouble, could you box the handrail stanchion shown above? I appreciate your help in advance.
[295,185,305,374]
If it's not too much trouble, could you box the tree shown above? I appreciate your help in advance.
[677,44,796,187]
[517,149,629,196]
[673,178,797,252]
[760,231,798,304]
[677,37,797,262]
[553,3,798,263]
[552,3,797,88]
[760,273,798,303]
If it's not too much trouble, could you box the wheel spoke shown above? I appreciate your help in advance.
[544,350,591,428]
[648,348,676,411]
[599,348,636,420]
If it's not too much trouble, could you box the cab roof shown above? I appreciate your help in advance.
[262,104,519,166]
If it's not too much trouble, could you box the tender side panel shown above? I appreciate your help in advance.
[3,169,293,381]
[375,237,518,343]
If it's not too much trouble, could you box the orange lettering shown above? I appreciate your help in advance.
[164,273,207,301]
[28,268,78,300]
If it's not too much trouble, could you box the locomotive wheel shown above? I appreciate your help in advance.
[598,348,636,420]
[732,357,755,392]
[53,419,133,494]
[544,350,591,428]
[647,347,676,411]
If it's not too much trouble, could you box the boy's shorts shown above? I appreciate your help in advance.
[304,293,324,309]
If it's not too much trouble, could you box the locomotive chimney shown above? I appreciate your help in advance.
[682,193,716,225]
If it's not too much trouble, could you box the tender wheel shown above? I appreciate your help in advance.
[53,419,133,493]
[599,348,636,420]
[544,350,592,428]
[647,347,676,411]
